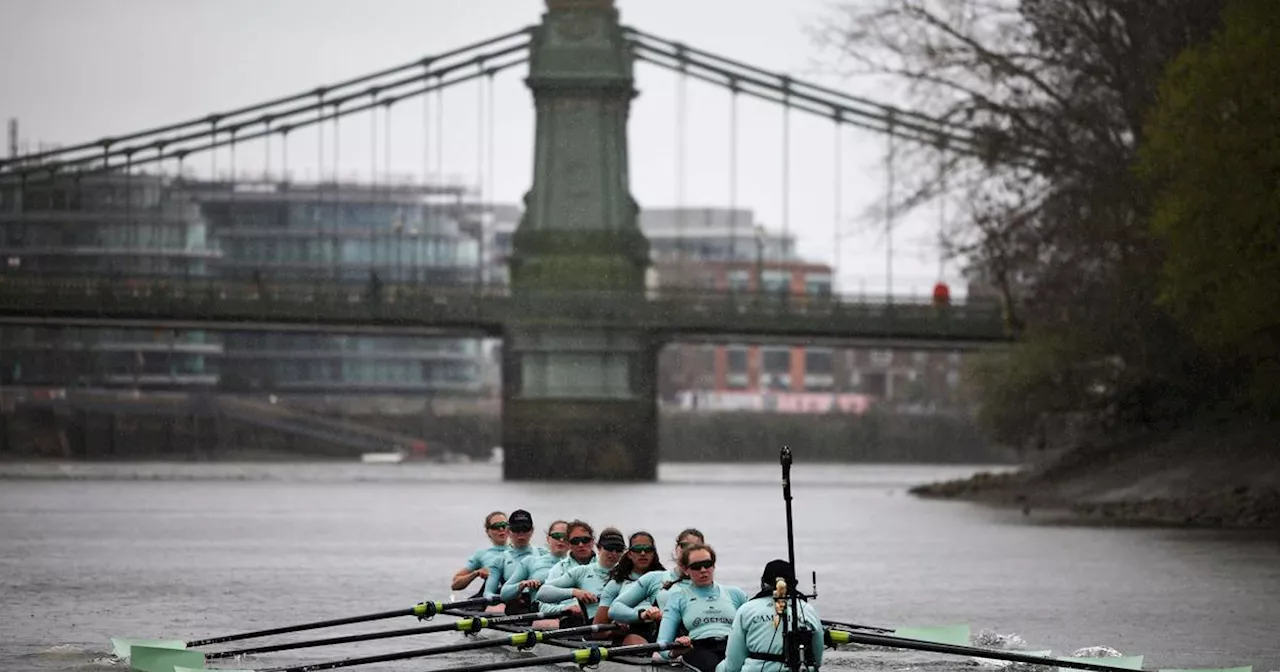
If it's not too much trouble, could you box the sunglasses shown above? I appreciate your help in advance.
[679,541,698,549]
[600,542,626,553]
[687,559,715,572]
[548,531,567,540]
[569,536,594,546]
[629,545,655,553]
[510,526,533,533]
[487,522,509,530]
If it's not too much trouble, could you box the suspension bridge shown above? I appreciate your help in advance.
[0,0,1016,480]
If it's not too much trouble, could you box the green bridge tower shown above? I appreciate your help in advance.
[502,0,658,481]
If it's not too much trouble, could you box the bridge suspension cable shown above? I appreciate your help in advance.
[624,28,1042,165]
[0,26,533,173]
[3,53,529,184]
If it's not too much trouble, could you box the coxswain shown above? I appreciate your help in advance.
[718,559,824,672]
[657,543,748,672]
[536,527,627,629]
[594,530,666,643]
[609,527,704,624]
[483,509,540,612]
[451,511,509,595]
[499,519,571,615]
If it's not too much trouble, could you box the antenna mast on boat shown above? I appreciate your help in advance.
[779,446,817,672]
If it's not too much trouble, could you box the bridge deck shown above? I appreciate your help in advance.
[0,276,1011,346]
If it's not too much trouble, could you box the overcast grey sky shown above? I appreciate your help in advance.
[0,0,959,296]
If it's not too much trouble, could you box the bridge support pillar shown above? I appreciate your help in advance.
[502,329,658,481]
[502,0,656,481]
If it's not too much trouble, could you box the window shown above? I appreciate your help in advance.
[728,270,750,292]
[803,348,834,391]
[804,273,832,297]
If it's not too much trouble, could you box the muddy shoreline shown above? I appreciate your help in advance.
[910,419,1280,529]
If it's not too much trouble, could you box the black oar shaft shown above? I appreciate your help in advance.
[820,619,893,634]
[414,642,675,672]
[208,612,541,659]
[187,596,497,647]
[829,630,1141,672]
[262,623,617,672]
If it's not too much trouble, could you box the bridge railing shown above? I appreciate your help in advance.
[0,274,1011,341]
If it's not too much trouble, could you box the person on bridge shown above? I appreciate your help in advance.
[451,511,509,595]
[717,559,825,672]
[932,281,951,309]
[656,543,749,672]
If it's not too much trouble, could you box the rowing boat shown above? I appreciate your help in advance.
[108,450,1260,672]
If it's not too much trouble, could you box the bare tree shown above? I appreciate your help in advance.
[813,0,1226,429]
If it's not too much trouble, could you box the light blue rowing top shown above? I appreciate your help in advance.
[599,570,643,609]
[535,559,616,619]
[716,596,824,672]
[608,568,684,623]
[464,545,509,573]
[658,582,749,649]
[483,544,540,597]
[499,548,568,602]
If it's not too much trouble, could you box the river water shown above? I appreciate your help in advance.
[2,461,1277,672]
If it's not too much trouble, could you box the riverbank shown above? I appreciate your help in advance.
[910,418,1280,529]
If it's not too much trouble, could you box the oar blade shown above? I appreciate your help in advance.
[1057,654,1144,672]
[128,645,204,672]
[892,624,971,646]
[111,638,186,659]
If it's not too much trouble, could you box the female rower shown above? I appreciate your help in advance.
[535,527,626,629]
[534,519,597,625]
[547,519,597,581]
[451,511,509,594]
[498,519,571,614]
[594,530,665,644]
[482,509,539,611]
[608,527,705,624]
[656,543,748,672]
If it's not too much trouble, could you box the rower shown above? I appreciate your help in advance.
[718,559,824,672]
[535,526,626,629]
[533,519,596,624]
[483,509,540,612]
[609,527,705,624]
[547,519,596,581]
[657,543,748,672]
[498,519,571,615]
[450,511,509,595]
[594,530,666,644]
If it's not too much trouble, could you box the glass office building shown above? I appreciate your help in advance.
[0,172,222,388]
[188,179,485,395]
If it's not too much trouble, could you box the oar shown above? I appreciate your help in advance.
[112,595,499,659]
[820,619,893,634]
[826,629,1252,672]
[821,619,970,645]
[178,640,680,672]
[206,611,547,659]
[247,623,620,672]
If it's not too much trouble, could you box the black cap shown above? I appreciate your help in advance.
[509,509,534,532]
[598,529,626,552]
[755,559,797,598]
